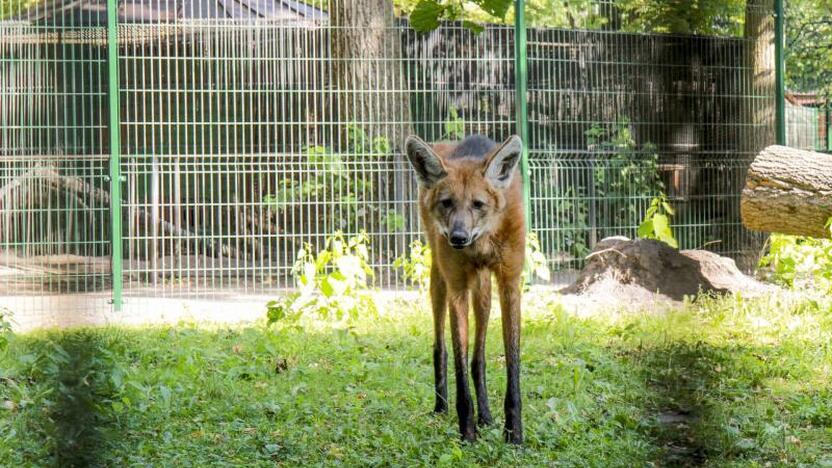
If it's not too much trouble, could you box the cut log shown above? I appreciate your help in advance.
[741,145,832,238]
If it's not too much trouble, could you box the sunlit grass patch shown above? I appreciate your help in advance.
[1,292,831,466]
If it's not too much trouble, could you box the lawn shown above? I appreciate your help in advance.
[2,293,832,466]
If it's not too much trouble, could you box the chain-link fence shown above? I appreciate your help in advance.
[1,1,777,324]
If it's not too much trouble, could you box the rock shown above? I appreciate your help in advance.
[561,238,772,302]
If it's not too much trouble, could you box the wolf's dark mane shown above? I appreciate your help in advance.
[448,135,496,160]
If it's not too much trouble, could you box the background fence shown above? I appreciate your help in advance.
[1,0,779,323]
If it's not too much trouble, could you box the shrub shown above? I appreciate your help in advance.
[637,193,678,248]
[267,231,377,324]
[759,219,832,294]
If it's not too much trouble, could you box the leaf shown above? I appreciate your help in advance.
[652,214,670,237]
[637,219,654,238]
[477,0,512,19]
[410,0,445,32]
[461,20,485,34]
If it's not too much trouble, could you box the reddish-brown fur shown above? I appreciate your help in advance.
[407,135,525,444]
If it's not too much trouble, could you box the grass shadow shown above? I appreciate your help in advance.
[2,329,121,466]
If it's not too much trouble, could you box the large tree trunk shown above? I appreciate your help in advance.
[731,0,777,270]
[741,145,832,238]
[329,0,414,266]
[744,0,776,154]
[330,0,412,148]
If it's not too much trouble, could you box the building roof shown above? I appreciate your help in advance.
[14,0,327,25]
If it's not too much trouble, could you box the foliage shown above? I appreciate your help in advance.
[0,0,40,19]
[263,125,404,233]
[547,120,663,260]
[0,308,12,352]
[758,219,832,295]
[267,231,377,324]
[785,0,832,96]
[403,0,745,36]
[616,0,744,36]
[393,239,433,290]
[524,231,551,286]
[586,120,663,219]
[637,193,678,248]
[3,293,832,465]
[407,0,512,32]
[443,106,466,140]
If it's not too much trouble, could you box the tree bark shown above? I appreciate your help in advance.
[741,145,832,238]
[729,0,777,270]
[744,0,776,155]
[330,0,412,148]
[329,0,414,262]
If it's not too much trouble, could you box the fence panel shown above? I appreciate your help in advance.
[0,12,113,327]
[1,1,778,321]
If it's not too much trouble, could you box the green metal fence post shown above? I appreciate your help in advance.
[514,0,531,226]
[775,0,786,146]
[107,0,123,311]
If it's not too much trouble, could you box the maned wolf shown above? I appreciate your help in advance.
[404,134,525,444]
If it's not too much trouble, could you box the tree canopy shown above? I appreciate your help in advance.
[786,0,832,96]
[401,0,746,35]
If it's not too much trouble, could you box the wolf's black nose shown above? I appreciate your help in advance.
[449,232,470,248]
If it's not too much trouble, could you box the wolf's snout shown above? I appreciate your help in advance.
[449,230,470,249]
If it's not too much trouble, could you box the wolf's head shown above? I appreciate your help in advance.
[405,134,523,250]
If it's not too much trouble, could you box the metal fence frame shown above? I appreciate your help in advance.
[0,0,785,318]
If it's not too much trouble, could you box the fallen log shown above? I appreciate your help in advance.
[0,165,266,265]
[741,145,832,238]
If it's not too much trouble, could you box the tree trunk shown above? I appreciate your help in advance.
[730,0,777,270]
[744,0,776,155]
[330,0,412,148]
[329,0,414,265]
[741,145,832,238]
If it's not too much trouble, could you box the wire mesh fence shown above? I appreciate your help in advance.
[1,1,778,322]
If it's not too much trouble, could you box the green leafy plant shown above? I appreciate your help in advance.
[443,106,466,139]
[263,125,404,233]
[550,186,591,259]
[524,232,551,288]
[267,231,377,324]
[0,307,13,351]
[393,239,432,291]
[409,0,512,32]
[758,219,832,295]
[548,120,663,260]
[637,193,678,248]
[588,120,664,234]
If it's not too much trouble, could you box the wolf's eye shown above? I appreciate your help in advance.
[440,199,454,209]
[472,200,486,209]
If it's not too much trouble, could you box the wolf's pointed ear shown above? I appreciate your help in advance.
[405,135,447,187]
[483,135,522,189]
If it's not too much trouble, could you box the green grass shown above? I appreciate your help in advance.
[2,293,832,466]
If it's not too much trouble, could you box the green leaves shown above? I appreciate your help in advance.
[408,0,512,32]
[524,232,551,289]
[443,106,466,139]
[267,231,377,325]
[759,228,832,295]
[410,0,444,32]
[637,194,678,248]
[394,239,432,290]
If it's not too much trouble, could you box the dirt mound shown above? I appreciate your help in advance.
[561,237,773,303]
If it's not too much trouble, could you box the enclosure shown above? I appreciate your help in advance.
[3,0,815,329]
[3,0,832,465]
